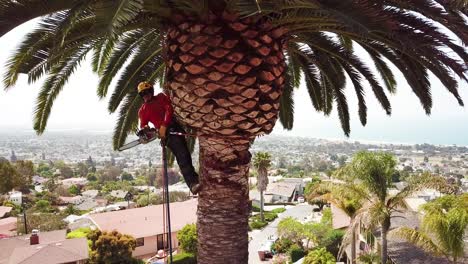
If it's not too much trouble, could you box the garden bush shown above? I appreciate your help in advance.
[271,238,293,254]
[289,244,305,263]
[172,252,197,264]
[271,208,286,214]
[250,220,268,230]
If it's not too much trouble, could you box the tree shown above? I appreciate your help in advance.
[68,184,81,195]
[98,166,122,182]
[303,247,335,264]
[2,2,467,262]
[64,204,80,215]
[277,217,304,246]
[390,194,468,263]
[0,158,22,193]
[178,224,198,255]
[340,151,452,264]
[310,181,364,264]
[13,160,34,189]
[253,151,271,222]
[87,230,138,264]
[34,199,53,213]
[121,172,134,181]
[76,162,89,177]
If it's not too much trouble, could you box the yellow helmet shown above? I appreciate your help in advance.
[137,81,153,94]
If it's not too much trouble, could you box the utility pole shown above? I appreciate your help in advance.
[21,199,28,234]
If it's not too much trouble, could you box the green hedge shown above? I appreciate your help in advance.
[250,220,268,230]
[172,253,197,264]
[271,208,286,214]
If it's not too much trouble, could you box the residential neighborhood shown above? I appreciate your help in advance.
[0,132,467,263]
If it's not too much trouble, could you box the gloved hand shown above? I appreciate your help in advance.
[159,126,167,139]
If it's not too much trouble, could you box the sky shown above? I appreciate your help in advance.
[1,21,467,146]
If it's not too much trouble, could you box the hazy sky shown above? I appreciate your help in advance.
[1,21,467,145]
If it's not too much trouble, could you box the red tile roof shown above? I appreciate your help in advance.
[90,199,197,238]
[0,217,17,236]
[331,204,351,229]
[8,238,88,264]
[0,230,89,264]
[0,206,12,218]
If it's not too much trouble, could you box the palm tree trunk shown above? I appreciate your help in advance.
[351,227,356,264]
[381,225,388,264]
[197,137,252,263]
[260,190,264,222]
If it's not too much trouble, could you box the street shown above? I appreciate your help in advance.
[248,204,314,264]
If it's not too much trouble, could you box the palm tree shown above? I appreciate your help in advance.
[340,151,453,264]
[253,151,271,222]
[1,1,467,262]
[311,181,364,264]
[390,194,468,263]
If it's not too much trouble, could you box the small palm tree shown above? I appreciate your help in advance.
[341,151,453,264]
[253,151,271,222]
[311,182,364,264]
[390,194,468,263]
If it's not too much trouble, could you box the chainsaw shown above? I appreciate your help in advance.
[118,127,158,151]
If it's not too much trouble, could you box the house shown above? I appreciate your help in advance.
[60,177,88,187]
[59,195,84,205]
[110,190,129,199]
[282,178,306,197]
[0,206,12,218]
[81,189,99,199]
[265,182,297,203]
[32,175,47,185]
[89,199,197,259]
[8,191,22,205]
[0,217,17,237]
[0,229,88,264]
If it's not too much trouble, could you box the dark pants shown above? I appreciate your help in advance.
[165,120,199,188]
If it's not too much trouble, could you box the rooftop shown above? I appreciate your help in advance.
[0,230,87,264]
[89,199,197,238]
[0,206,12,218]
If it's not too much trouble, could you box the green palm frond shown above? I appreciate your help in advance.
[278,65,295,130]
[107,32,163,113]
[0,0,76,37]
[34,45,93,134]
[92,0,143,35]
[97,29,154,97]
[112,92,141,149]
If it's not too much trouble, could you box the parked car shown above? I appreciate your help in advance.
[297,196,305,203]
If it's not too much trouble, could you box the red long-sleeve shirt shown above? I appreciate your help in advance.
[138,93,173,129]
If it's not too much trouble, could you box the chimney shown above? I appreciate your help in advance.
[30,229,39,245]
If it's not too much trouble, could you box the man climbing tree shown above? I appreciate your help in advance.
[137,81,200,194]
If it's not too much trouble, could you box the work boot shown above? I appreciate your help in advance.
[190,183,202,195]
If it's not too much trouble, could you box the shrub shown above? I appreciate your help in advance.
[271,208,286,214]
[272,254,288,264]
[303,247,335,264]
[272,238,293,254]
[172,252,197,264]
[177,224,197,255]
[252,204,261,212]
[66,227,91,239]
[250,220,268,230]
[289,244,305,263]
[264,212,278,222]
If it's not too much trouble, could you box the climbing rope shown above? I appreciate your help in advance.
[161,139,174,263]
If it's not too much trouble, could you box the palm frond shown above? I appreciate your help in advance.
[389,227,445,257]
[278,66,295,130]
[113,92,141,149]
[0,0,76,37]
[34,45,92,134]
